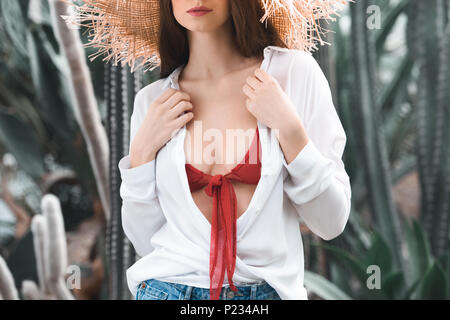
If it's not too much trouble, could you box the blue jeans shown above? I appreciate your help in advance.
[135,278,282,300]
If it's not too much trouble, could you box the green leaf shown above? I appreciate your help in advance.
[404,219,432,282]
[381,271,406,299]
[304,271,352,300]
[446,250,450,299]
[418,261,447,299]
[313,242,368,283]
[363,231,393,275]
[329,260,353,295]
[401,278,421,300]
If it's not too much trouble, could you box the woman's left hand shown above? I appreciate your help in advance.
[242,68,303,139]
[242,68,310,164]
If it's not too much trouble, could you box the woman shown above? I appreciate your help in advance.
[70,0,351,300]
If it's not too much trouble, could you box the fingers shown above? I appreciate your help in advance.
[254,68,271,83]
[243,68,270,98]
[155,88,194,129]
[174,110,194,128]
[162,90,191,110]
[242,83,256,100]
[167,100,193,120]
[155,87,178,105]
[164,90,194,128]
[245,75,262,90]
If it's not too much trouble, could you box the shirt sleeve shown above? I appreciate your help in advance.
[281,51,352,241]
[118,87,167,257]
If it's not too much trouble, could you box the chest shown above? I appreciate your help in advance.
[180,77,259,176]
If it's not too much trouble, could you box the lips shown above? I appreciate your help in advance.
[187,6,212,13]
[187,7,212,16]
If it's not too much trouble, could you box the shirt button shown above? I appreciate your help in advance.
[227,290,235,299]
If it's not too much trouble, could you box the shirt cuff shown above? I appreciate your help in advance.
[118,154,156,186]
[281,139,335,186]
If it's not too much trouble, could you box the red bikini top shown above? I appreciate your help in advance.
[185,126,261,300]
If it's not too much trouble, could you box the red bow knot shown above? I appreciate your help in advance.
[204,174,223,196]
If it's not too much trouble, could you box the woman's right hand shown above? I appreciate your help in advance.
[130,88,194,168]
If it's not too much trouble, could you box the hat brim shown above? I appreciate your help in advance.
[62,0,350,72]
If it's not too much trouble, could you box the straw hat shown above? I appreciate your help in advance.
[62,0,349,73]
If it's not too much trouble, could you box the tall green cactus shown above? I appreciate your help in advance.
[104,52,158,299]
[106,62,127,300]
[349,0,405,271]
[433,22,450,260]
[105,61,139,300]
[408,0,450,259]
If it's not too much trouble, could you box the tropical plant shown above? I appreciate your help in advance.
[309,221,448,299]
[304,0,450,299]
[0,194,75,300]
[2,0,449,301]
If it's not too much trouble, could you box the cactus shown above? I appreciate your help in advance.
[349,0,405,271]
[0,255,19,300]
[21,280,41,300]
[103,34,154,298]
[433,22,450,260]
[408,0,450,260]
[26,194,75,300]
[49,0,111,221]
[1,0,156,299]
[105,61,138,300]
[30,214,51,298]
[42,194,73,299]
[0,194,75,300]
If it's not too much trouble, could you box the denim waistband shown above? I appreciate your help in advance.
[149,278,267,289]
[141,278,278,300]
[221,279,267,287]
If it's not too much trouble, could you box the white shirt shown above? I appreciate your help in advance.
[118,45,352,300]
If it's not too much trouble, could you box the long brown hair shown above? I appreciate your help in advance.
[158,0,287,78]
